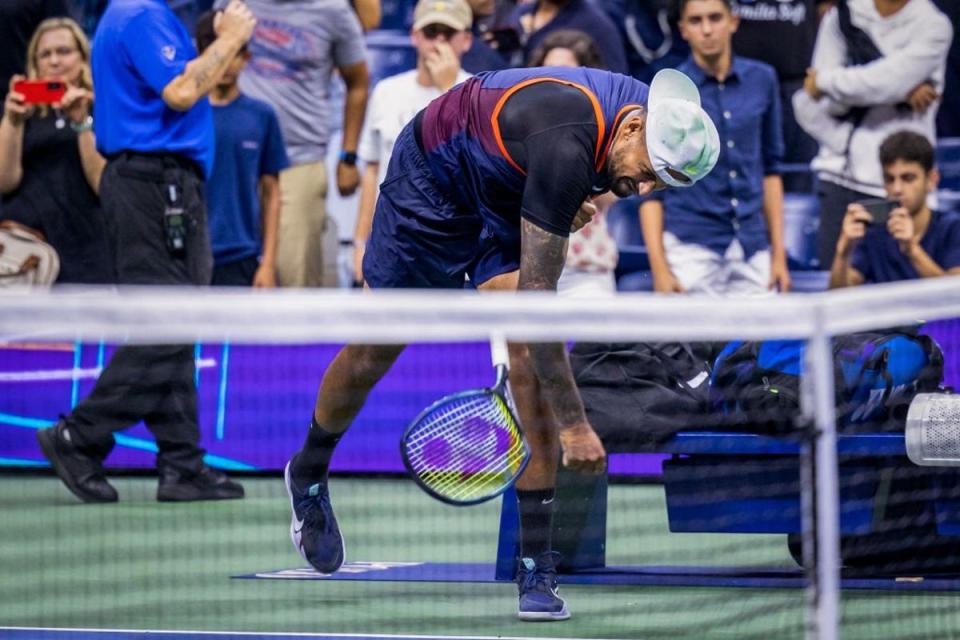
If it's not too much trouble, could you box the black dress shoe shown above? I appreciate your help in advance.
[36,421,118,503]
[157,464,245,502]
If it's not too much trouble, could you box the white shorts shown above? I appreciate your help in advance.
[557,268,617,297]
[663,232,772,297]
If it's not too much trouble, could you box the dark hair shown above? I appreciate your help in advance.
[195,10,248,54]
[879,131,935,172]
[677,0,734,20]
[527,29,605,69]
[195,10,217,53]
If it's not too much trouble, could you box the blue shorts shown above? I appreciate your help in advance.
[362,122,520,289]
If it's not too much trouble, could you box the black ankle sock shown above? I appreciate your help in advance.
[291,417,343,487]
[517,488,555,559]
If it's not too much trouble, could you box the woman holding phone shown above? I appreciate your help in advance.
[0,17,111,284]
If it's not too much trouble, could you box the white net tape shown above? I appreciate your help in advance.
[2,276,959,345]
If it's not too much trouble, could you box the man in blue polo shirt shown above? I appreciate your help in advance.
[830,131,960,287]
[37,0,256,504]
[640,0,790,296]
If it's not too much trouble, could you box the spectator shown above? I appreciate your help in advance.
[0,0,68,220]
[640,0,790,296]
[932,0,960,137]
[353,0,473,284]
[793,0,952,267]
[352,0,382,30]
[195,11,289,288]
[35,0,255,504]
[509,0,629,74]
[528,30,619,295]
[528,28,602,68]
[0,0,67,102]
[215,0,371,288]
[0,17,112,284]
[732,0,830,191]
[462,0,512,71]
[74,0,109,37]
[600,0,689,84]
[830,131,960,287]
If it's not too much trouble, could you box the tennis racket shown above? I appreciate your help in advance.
[400,334,531,506]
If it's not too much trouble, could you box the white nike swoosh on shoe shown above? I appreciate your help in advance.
[293,526,303,549]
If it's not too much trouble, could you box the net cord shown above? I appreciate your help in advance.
[2,277,959,344]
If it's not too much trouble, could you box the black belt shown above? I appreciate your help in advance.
[112,150,204,179]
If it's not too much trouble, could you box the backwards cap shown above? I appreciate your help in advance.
[645,69,720,188]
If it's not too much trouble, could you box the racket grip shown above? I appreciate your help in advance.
[490,332,509,368]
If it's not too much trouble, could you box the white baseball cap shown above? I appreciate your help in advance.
[646,69,720,188]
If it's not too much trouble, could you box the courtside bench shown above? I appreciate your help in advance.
[495,430,960,579]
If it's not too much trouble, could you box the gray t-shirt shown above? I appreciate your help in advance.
[215,0,367,165]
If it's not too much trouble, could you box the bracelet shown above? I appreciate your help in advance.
[70,115,93,133]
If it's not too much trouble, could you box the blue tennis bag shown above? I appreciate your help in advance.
[710,330,945,432]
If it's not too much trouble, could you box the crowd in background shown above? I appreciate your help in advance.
[0,0,958,294]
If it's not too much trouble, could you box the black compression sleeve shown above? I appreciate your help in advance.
[497,82,599,236]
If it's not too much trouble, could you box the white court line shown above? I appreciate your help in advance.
[0,358,217,382]
[0,627,629,640]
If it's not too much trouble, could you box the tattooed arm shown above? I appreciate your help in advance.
[161,1,256,111]
[518,218,607,474]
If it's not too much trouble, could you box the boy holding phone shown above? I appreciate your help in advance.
[829,131,960,288]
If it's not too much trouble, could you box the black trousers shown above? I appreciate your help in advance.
[212,255,260,286]
[67,153,213,473]
[817,179,874,268]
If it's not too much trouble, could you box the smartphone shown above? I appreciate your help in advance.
[855,198,898,227]
[13,80,66,105]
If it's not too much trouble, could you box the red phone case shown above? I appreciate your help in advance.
[13,80,66,105]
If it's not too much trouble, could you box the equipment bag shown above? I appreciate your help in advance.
[571,342,714,450]
[710,331,944,432]
[0,221,59,287]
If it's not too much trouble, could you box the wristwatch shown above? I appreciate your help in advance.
[71,115,93,133]
[339,150,358,166]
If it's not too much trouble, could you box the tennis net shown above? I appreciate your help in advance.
[1,279,960,640]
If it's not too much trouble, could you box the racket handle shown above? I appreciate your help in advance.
[490,332,509,368]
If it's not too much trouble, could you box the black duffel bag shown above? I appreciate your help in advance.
[570,342,717,451]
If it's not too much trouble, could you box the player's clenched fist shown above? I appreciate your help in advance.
[558,422,606,475]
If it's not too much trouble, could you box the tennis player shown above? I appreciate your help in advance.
[285,66,720,620]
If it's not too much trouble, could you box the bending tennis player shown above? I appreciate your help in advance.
[285,67,720,621]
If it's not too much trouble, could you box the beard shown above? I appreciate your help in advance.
[607,145,638,197]
[610,176,637,197]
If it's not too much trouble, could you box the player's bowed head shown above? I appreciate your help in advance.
[606,69,720,198]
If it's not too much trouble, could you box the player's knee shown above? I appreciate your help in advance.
[349,344,403,383]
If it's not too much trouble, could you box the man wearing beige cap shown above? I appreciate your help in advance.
[352,0,473,284]
[285,67,719,621]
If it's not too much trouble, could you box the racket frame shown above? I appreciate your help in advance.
[400,380,530,506]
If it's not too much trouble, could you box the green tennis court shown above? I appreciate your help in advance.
[3,473,960,639]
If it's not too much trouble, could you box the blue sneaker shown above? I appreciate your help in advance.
[517,552,570,621]
[284,459,345,573]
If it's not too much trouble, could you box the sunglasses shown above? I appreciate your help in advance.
[421,24,460,40]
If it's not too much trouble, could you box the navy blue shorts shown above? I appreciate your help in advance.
[362,122,520,289]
